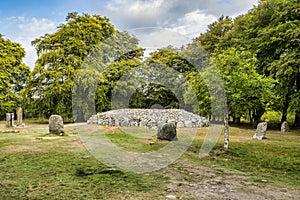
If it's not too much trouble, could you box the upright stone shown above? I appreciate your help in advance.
[253,122,267,140]
[281,121,290,132]
[49,115,64,134]
[16,107,23,126]
[157,123,177,141]
[6,113,14,127]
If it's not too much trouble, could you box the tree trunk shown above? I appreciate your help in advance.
[249,109,253,124]
[294,110,300,127]
[281,95,290,123]
[224,108,229,149]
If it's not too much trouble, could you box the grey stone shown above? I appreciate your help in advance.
[6,113,14,127]
[157,123,177,141]
[253,122,267,140]
[49,115,64,134]
[281,121,290,132]
[120,119,130,127]
[184,120,193,128]
[16,107,23,126]
[177,121,185,128]
[139,118,148,127]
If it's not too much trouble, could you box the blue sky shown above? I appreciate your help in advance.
[0,0,259,68]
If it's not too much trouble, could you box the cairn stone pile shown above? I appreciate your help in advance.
[87,109,209,129]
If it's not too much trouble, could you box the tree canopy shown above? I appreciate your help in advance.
[0,35,30,118]
[1,0,299,127]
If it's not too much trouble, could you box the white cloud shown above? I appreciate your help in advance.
[169,10,217,38]
[15,17,57,68]
[99,0,258,45]
[104,0,172,27]
[128,28,192,57]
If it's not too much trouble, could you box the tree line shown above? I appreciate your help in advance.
[0,0,299,126]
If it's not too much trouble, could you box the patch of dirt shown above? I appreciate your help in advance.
[163,160,300,200]
[1,144,42,153]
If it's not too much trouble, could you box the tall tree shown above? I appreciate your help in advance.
[0,35,30,118]
[196,16,233,54]
[220,0,300,125]
[27,13,116,119]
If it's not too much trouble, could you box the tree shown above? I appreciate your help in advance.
[220,0,300,126]
[251,0,300,125]
[26,13,116,119]
[0,34,30,118]
[212,47,276,125]
[196,16,233,54]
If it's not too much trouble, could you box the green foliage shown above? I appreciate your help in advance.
[25,13,119,119]
[196,15,233,54]
[212,47,276,122]
[0,35,30,117]
[73,31,143,121]
[195,0,300,125]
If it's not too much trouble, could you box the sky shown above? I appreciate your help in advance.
[0,0,259,68]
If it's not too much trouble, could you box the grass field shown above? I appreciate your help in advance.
[0,124,299,199]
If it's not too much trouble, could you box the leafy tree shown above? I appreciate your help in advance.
[212,47,276,124]
[0,34,30,118]
[196,16,233,54]
[254,0,300,125]
[73,31,144,121]
[220,0,300,125]
[197,0,300,126]
[26,13,116,119]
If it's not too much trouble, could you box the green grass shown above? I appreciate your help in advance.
[184,128,300,189]
[0,125,299,199]
[104,127,169,152]
[0,128,169,199]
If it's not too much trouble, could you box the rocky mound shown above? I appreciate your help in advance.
[87,109,209,129]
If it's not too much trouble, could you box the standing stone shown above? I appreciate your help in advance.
[6,113,14,127]
[281,121,290,132]
[157,123,177,141]
[49,115,64,134]
[16,107,23,126]
[253,122,268,140]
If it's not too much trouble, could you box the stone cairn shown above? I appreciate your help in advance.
[87,109,209,129]
[253,122,268,140]
[49,115,64,135]
[281,121,290,132]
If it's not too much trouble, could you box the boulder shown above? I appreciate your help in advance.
[157,123,177,141]
[281,121,290,132]
[253,122,267,140]
[49,115,64,134]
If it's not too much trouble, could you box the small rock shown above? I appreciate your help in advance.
[166,194,177,199]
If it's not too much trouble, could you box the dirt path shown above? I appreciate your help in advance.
[162,160,300,200]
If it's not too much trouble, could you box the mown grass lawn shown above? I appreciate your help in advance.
[0,124,299,199]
